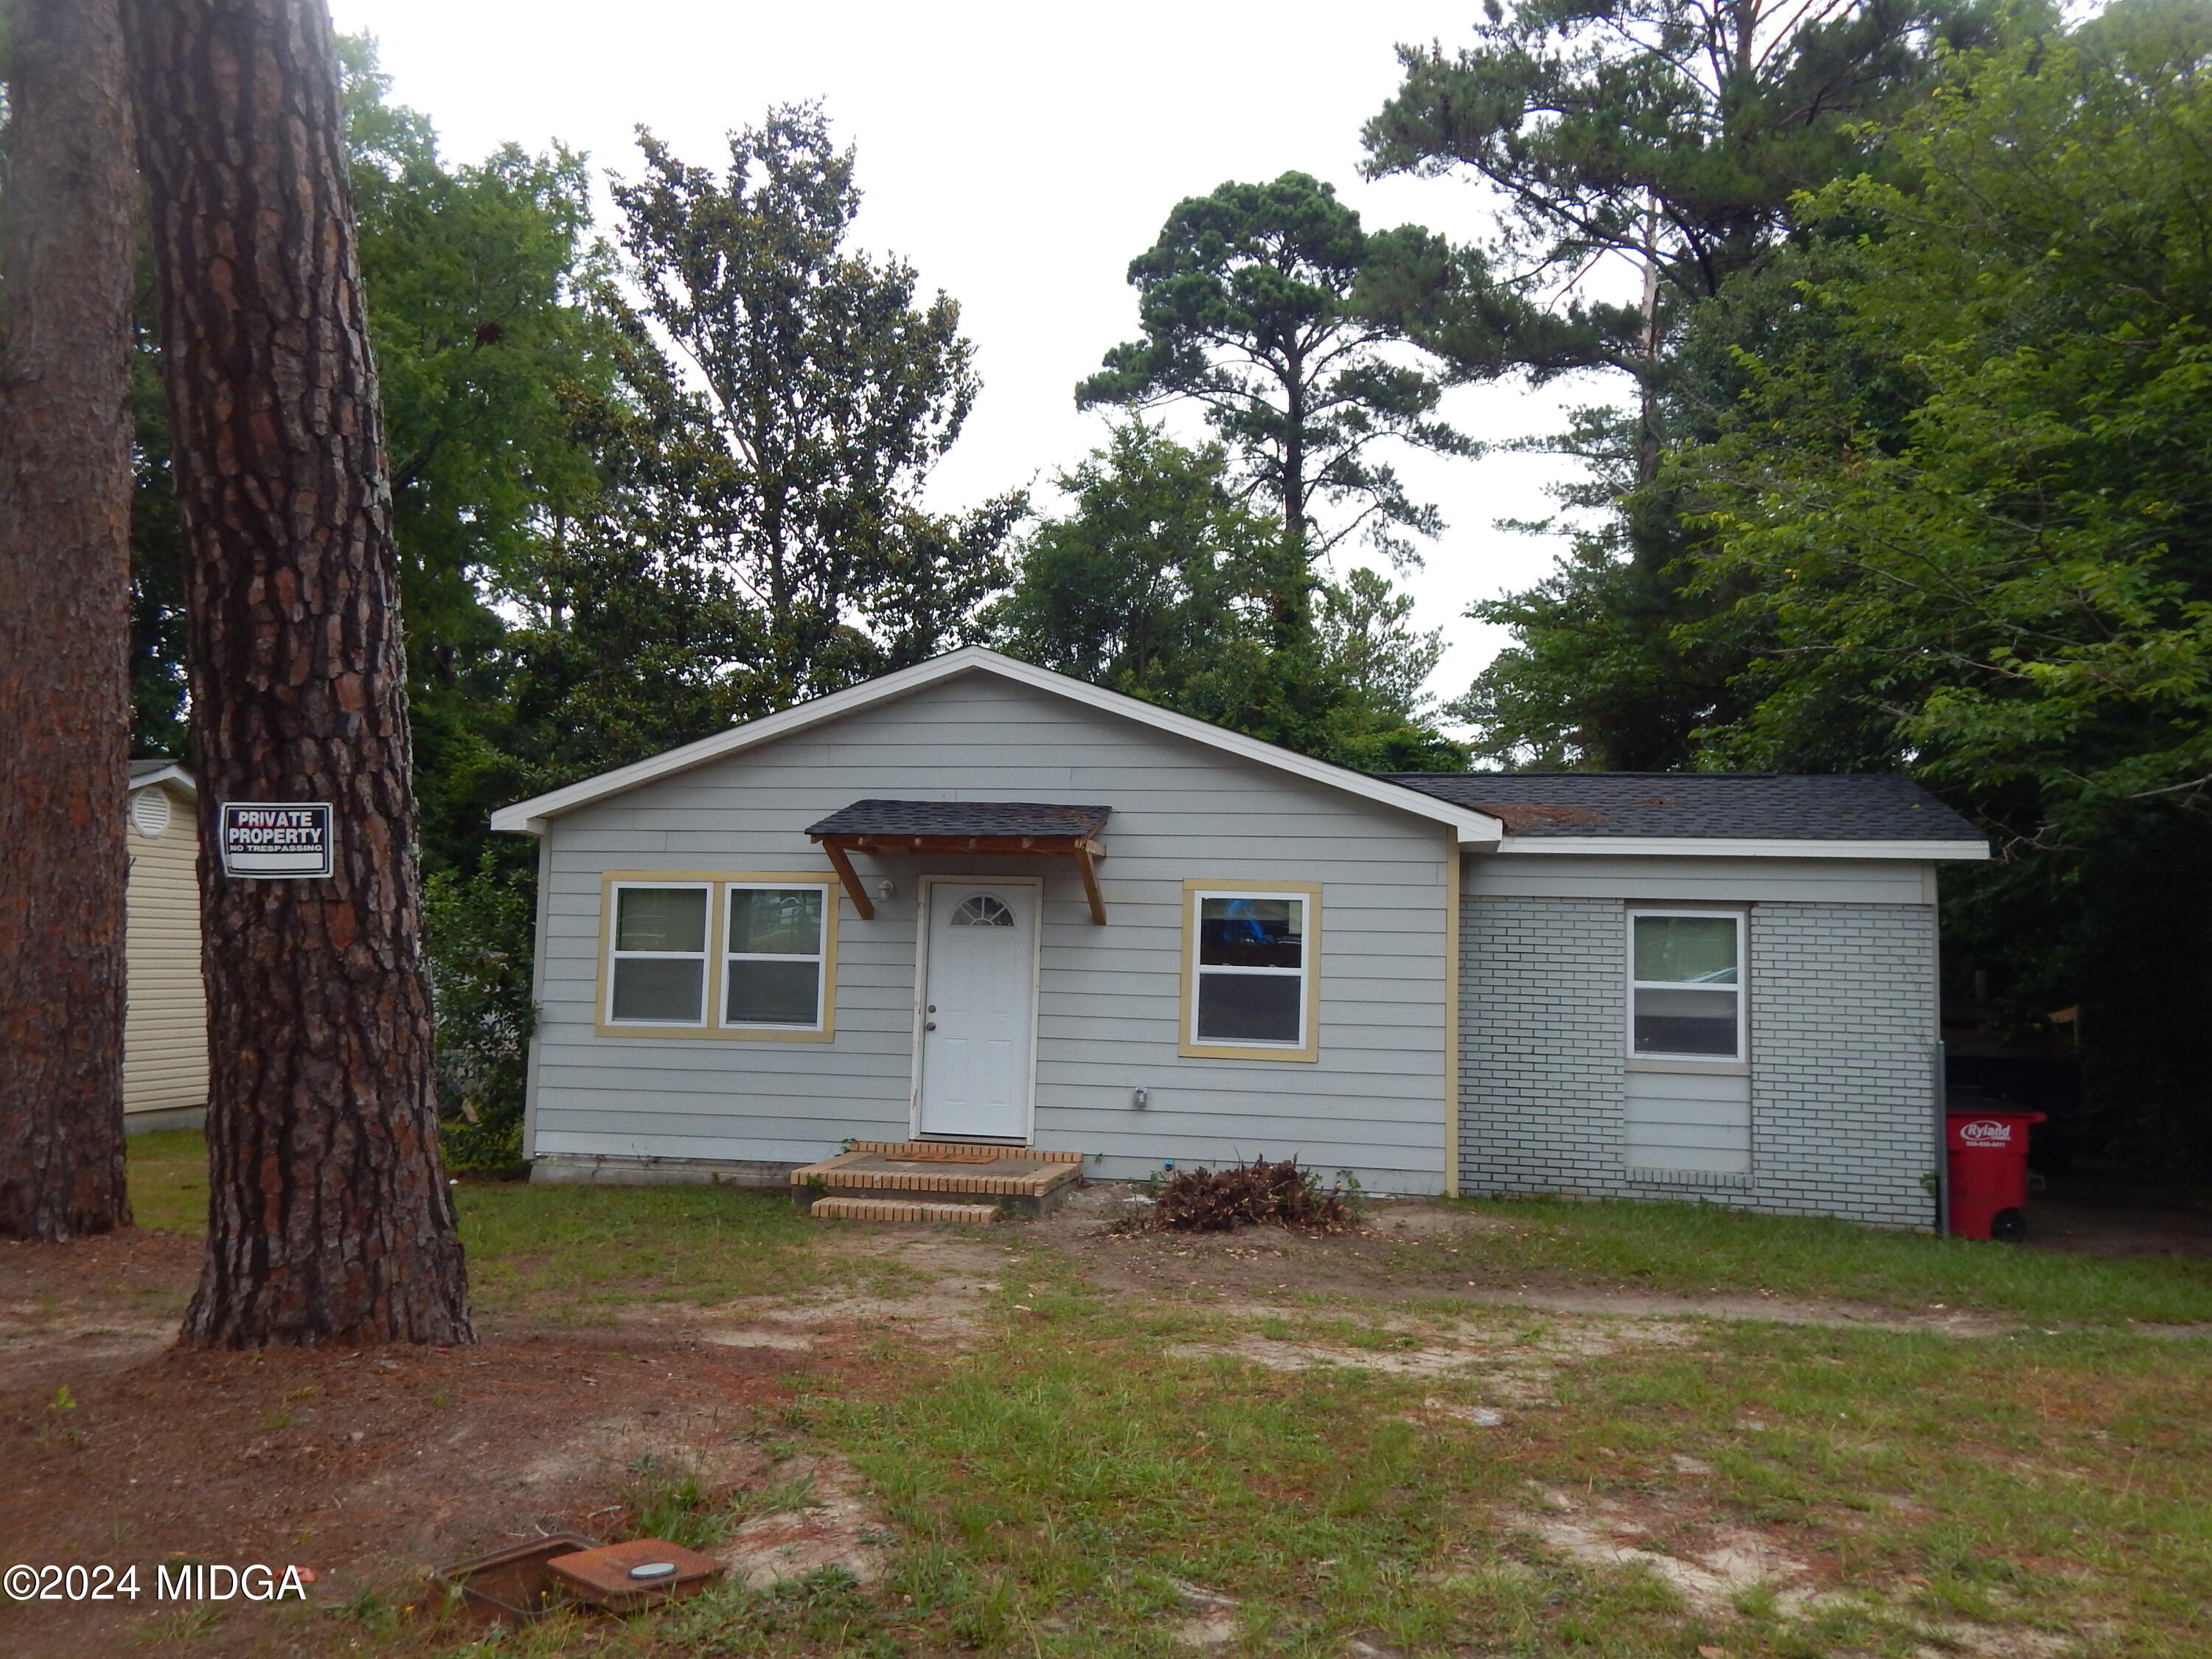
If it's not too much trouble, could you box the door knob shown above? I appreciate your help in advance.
[925,1021,937,1031]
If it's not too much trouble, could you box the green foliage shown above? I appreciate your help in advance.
[623,1454,733,1551]
[1368,0,2034,770]
[990,422,1311,719]
[1660,11,2212,1158]
[422,852,538,1173]
[1078,173,1474,565]
[1448,400,1753,768]
[127,278,189,760]
[1679,15,2212,822]
[990,424,1465,770]
[609,105,1022,707]
[338,36,622,870]
[1363,0,2023,351]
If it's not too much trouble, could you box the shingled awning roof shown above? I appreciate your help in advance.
[806,800,1110,841]
[1375,771,1983,843]
[805,800,1114,924]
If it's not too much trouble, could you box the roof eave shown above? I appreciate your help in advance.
[130,763,195,796]
[1487,835,1989,860]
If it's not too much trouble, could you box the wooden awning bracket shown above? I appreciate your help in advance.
[821,839,874,921]
[1072,841,1106,927]
[810,833,1109,925]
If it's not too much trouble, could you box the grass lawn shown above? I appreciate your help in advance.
[1427,1195,2212,1326]
[105,1134,2212,1658]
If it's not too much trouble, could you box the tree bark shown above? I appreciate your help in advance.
[0,0,138,1241]
[122,0,473,1346]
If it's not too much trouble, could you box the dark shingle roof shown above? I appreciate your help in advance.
[807,800,1112,840]
[130,759,177,782]
[1374,772,1983,842]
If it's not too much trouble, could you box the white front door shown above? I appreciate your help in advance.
[917,880,1037,1141]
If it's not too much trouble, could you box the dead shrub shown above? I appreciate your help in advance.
[1118,1158,1355,1234]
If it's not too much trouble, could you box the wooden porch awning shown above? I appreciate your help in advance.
[804,800,1113,925]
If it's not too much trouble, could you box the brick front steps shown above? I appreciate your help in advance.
[808,1197,1004,1225]
[791,1142,1083,1220]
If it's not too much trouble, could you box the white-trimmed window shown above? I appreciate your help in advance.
[1181,884,1320,1060]
[1630,911,1744,1060]
[607,882,711,1026]
[723,883,829,1030]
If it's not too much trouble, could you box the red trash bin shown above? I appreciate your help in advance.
[1946,1108,2046,1242]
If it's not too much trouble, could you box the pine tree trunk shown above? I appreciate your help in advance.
[122,0,473,1346]
[0,0,138,1241]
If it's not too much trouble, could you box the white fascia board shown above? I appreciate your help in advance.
[1488,835,1989,861]
[131,764,195,796]
[488,646,1505,844]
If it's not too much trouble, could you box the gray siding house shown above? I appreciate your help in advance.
[493,647,1986,1226]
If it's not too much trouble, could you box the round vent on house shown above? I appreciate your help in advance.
[128,787,172,839]
[950,894,1015,928]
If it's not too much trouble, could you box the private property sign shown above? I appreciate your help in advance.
[218,802,333,878]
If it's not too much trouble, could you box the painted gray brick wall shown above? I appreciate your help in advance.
[1460,895,1938,1228]
[1458,898,1626,1196]
[1746,902,1938,1228]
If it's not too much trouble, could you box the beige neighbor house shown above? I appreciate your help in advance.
[124,760,208,1129]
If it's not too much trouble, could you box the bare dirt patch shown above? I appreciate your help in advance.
[0,1228,931,1659]
[715,1452,891,1590]
[1507,1485,1822,1617]
[1169,1304,1697,1406]
[1503,1486,2087,1655]
[0,1228,199,1389]
[679,1228,1010,1346]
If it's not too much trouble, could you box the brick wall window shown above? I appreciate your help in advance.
[1630,911,1745,1060]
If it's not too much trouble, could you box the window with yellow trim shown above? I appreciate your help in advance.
[1180,883,1321,1060]
[723,883,827,1029]
[598,873,837,1039]
[607,882,711,1026]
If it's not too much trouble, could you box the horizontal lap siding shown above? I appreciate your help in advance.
[123,786,209,1113]
[1459,866,1940,1226]
[1625,1071,1752,1174]
[531,674,1451,1192]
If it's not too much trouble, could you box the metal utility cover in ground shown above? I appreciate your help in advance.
[546,1538,721,1610]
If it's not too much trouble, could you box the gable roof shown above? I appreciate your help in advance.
[129,759,195,796]
[1381,771,1987,860]
[489,647,1505,844]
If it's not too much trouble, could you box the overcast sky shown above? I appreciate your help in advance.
[325,0,1617,704]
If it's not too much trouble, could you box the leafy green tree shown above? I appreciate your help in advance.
[1077,173,1475,568]
[340,38,619,869]
[1318,562,1460,765]
[1363,0,2021,392]
[610,105,1021,706]
[1366,0,2028,767]
[992,423,1465,770]
[422,850,537,1173]
[1666,8,2212,1159]
[1677,13,2212,824]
